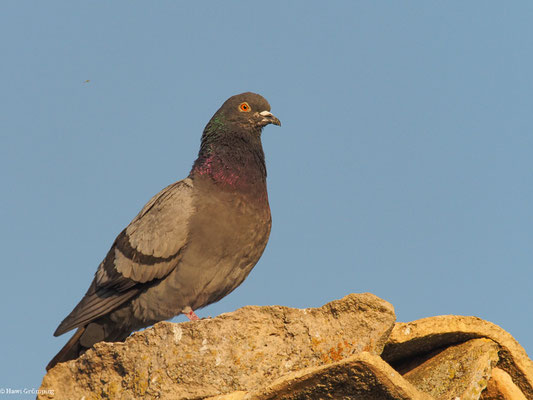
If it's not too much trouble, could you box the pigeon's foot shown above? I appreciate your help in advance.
[183,306,200,321]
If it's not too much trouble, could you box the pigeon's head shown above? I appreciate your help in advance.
[209,92,281,133]
[194,93,279,179]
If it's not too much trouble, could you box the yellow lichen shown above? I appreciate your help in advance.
[130,371,148,395]
[103,381,120,398]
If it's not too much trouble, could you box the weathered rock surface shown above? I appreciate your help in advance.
[480,367,528,400]
[382,315,533,399]
[39,294,533,400]
[402,338,499,400]
[247,353,433,400]
[39,293,395,400]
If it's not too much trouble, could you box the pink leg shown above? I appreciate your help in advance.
[183,307,200,321]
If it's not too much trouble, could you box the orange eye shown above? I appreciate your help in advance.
[239,102,251,112]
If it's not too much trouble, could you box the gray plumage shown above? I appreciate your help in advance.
[47,92,281,370]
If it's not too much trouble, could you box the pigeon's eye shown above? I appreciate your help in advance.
[239,102,251,112]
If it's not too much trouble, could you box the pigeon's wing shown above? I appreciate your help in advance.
[54,178,195,336]
[97,178,195,287]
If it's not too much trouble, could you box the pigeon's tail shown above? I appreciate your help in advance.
[46,326,86,371]
[47,315,134,371]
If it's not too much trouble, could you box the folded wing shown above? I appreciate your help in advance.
[54,178,195,336]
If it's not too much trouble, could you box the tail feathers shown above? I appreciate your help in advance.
[46,327,86,371]
[47,319,134,371]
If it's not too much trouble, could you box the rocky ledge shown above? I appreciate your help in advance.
[39,294,533,400]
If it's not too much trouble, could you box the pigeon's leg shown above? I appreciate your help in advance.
[182,306,200,321]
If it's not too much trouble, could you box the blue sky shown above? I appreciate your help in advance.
[2,1,532,394]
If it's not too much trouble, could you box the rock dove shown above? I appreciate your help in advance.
[47,92,281,370]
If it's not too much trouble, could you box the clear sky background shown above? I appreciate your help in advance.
[2,1,532,394]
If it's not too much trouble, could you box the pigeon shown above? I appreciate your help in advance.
[47,92,281,370]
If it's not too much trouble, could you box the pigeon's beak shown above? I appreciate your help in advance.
[259,111,281,127]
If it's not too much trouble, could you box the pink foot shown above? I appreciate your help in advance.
[183,307,200,321]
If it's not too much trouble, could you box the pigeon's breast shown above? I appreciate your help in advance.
[179,183,272,309]
[133,179,271,320]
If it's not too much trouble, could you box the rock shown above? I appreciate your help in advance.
[481,368,528,400]
[206,392,247,400]
[382,316,533,399]
[39,293,395,400]
[40,295,533,400]
[248,352,433,400]
[401,338,499,400]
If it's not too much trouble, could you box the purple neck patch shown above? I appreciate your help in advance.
[193,155,240,186]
